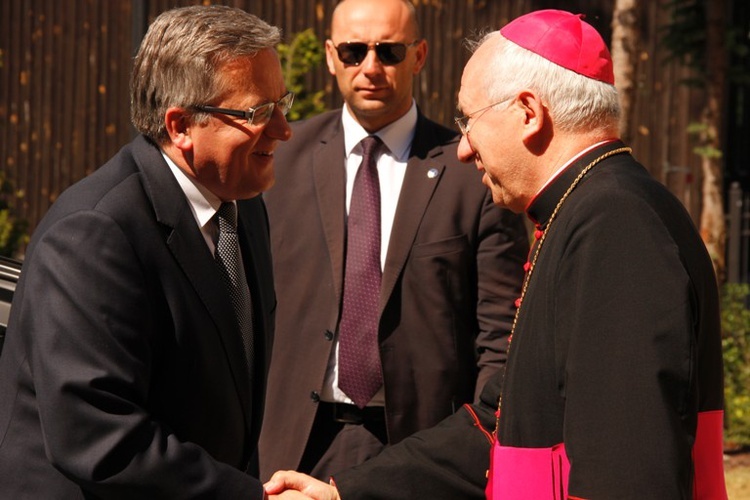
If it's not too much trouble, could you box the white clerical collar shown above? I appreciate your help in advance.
[341,101,418,161]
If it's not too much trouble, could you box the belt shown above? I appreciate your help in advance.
[319,401,386,425]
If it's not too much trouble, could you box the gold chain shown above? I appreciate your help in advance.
[493,146,632,436]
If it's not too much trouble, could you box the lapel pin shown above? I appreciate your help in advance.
[427,168,439,179]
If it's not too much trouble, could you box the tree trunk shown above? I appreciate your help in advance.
[611,0,640,143]
[699,0,727,281]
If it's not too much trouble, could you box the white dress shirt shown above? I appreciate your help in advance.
[162,151,228,256]
[321,102,418,406]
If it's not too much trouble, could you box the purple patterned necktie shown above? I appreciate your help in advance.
[215,202,254,379]
[338,135,384,408]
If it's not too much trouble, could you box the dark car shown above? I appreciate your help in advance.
[0,256,22,354]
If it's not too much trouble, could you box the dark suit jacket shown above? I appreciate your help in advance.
[0,135,275,499]
[256,110,528,479]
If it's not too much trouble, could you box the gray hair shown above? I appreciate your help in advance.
[130,5,282,143]
[468,31,620,135]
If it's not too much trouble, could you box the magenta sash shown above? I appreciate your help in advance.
[485,410,727,499]
[692,410,728,499]
[486,441,569,500]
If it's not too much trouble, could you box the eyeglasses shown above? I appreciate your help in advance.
[194,92,294,127]
[454,98,512,136]
[334,41,420,66]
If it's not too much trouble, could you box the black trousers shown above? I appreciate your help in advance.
[299,402,388,480]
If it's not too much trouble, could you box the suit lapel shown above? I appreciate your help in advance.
[308,116,452,317]
[236,202,271,443]
[312,122,347,305]
[380,117,446,313]
[131,136,253,419]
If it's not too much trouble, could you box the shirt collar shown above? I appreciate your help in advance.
[526,139,627,227]
[161,150,224,229]
[341,100,418,160]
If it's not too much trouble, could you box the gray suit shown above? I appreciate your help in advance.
[256,110,528,479]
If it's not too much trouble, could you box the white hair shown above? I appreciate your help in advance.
[468,32,620,135]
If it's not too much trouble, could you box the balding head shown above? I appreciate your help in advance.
[325,0,427,132]
[331,0,420,41]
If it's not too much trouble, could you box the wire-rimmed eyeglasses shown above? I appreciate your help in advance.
[454,98,512,136]
[194,91,294,127]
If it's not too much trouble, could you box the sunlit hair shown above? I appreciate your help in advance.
[130,5,281,143]
[467,31,620,135]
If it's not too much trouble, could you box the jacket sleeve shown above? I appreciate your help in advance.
[333,373,502,499]
[473,192,528,398]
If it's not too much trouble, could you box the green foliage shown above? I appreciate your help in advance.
[722,283,750,446]
[278,29,327,121]
[661,0,750,88]
[661,0,707,83]
[687,122,724,159]
[0,172,28,258]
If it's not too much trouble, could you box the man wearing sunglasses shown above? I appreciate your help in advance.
[257,0,528,483]
[0,6,292,498]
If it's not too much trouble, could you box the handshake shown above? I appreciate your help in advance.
[265,471,342,500]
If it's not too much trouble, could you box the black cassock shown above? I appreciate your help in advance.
[334,140,725,499]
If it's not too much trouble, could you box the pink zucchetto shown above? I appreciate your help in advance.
[500,9,615,85]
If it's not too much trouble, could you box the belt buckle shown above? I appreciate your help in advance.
[332,403,363,424]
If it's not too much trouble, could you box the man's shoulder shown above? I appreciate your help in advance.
[414,113,461,154]
[288,109,341,137]
[273,110,342,162]
[39,137,163,233]
[416,113,460,140]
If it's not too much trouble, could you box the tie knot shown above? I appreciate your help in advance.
[360,135,382,159]
[216,202,237,233]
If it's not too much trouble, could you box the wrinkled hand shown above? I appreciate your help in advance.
[265,470,341,500]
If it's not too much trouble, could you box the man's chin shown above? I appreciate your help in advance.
[351,96,390,112]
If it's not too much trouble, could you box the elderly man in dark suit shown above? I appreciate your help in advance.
[256,0,528,482]
[0,6,292,498]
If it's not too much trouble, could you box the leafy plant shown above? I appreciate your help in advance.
[278,29,327,121]
[722,283,750,446]
[661,0,750,88]
[0,172,28,258]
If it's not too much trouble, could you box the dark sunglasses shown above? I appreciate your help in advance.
[334,41,420,66]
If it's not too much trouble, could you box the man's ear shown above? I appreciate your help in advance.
[412,39,428,75]
[325,39,338,76]
[517,90,553,153]
[164,107,194,152]
[518,91,545,142]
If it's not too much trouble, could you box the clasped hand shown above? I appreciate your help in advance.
[265,470,341,500]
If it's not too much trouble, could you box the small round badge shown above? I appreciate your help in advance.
[427,168,439,179]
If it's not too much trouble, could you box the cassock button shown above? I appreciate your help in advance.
[514,298,522,308]
[523,262,531,272]
[534,229,544,240]
[324,330,334,341]
[310,391,320,403]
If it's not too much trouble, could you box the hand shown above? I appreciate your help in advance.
[265,470,341,500]
[268,491,316,499]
